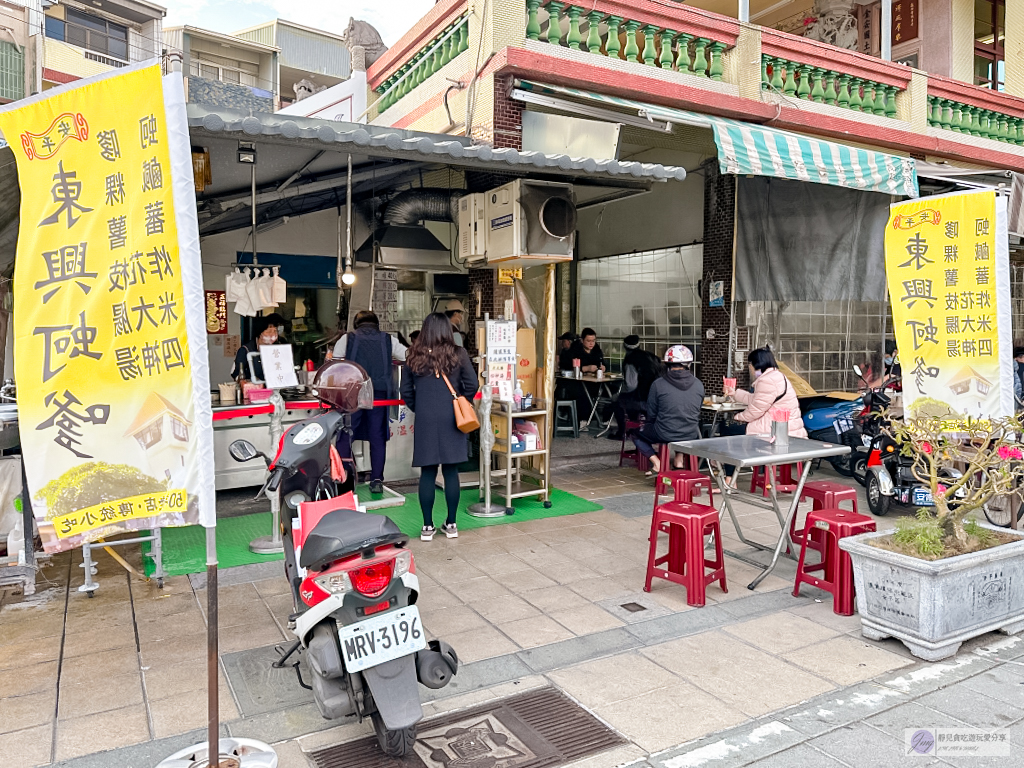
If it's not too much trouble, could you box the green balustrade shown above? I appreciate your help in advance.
[770,57,784,91]
[606,16,622,59]
[848,78,863,111]
[824,72,838,105]
[566,6,583,51]
[692,38,709,77]
[709,42,725,81]
[457,20,469,53]
[526,0,542,40]
[676,33,692,73]
[642,25,658,66]
[586,11,604,55]
[761,55,770,90]
[546,2,563,45]
[796,64,811,99]
[782,60,797,96]
[372,15,470,113]
[623,20,640,63]
[660,30,676,70]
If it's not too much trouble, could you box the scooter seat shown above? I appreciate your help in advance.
[300,509,407,571]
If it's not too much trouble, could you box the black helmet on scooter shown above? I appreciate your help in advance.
[312,359,374,412]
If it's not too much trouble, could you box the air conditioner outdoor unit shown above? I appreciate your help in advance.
[483,180,576,266]
[457,193,487,264]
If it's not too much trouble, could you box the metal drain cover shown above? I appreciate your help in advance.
[310,687,626,768]
[619,602,647,613]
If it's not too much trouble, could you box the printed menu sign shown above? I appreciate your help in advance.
[0,64,213,552]
[885,190,1012,424]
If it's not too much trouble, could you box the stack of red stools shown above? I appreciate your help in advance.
[652,443,711,512]
[645,500,727,607]
[793,507,875,615]
[750,463,804,496]
[793,481,860,551]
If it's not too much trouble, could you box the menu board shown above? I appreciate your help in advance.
[372,267,398,333]
[486,320,517,401]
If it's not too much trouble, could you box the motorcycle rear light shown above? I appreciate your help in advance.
[349,560,394,598]
[313,571,352,595]
[393,549,412,579]
[363,599,392,616]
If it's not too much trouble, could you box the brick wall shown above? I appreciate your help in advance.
[700,159,737,395]
[466,267,513,356]
[492,73,522,150]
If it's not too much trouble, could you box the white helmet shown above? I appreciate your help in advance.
[664,345,693,364]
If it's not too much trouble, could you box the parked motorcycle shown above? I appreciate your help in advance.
[228,359,458,757]
[800,393,864,476]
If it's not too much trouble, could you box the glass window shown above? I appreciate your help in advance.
[974,0,1005,90]
[44,16,65,42]
[136,422,162,449]
[171,417,188,442]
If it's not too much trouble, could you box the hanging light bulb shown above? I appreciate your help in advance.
[341,268,356,285]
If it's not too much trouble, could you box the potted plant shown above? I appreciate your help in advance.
[840,414,1024,661]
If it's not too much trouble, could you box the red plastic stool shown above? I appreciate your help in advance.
[644,501,727,606]
[793,507,876,615]
[620,419,643,469]
[792,481,860,550]
[652,443,703,509]
[750,463,804,496]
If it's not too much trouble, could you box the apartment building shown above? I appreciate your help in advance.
[234,18,350,108]
[40,0,164,88]
[163,25,279,112]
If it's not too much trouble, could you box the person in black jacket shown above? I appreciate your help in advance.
[631,345,704,474]
[611,335,662,439]
[401,313,479,541]
[335,310,407,495]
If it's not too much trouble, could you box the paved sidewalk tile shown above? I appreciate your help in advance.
[914,686,1024,731]
[806,722,948,768]
[723,611,841,654]
[547,652,680,707]
[782,635,913,686]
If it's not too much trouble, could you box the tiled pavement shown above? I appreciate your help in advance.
[3,451,1024,768]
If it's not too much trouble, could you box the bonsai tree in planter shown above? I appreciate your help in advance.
[883,414,1024,558]
[841,413,1024,661]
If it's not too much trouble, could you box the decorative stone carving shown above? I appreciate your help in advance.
[340,18,389,68]
[803,0,858,51]
[293,79,328,101]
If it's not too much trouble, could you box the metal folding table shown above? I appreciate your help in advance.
[700,400,747,437]
[556,373,623,430]
[671,435,851,590]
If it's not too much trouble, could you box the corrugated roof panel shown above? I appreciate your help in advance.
[277,26,350,79]
[235,24,276,48]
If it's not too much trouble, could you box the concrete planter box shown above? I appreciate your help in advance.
[840,525,1024,661]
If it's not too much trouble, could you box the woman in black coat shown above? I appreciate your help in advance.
[400,313,478,541]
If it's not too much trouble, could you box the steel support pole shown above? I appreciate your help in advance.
[206,526,220,768]
[739,0,749,23]
[881,0,893,61]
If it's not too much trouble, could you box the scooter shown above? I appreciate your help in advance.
[800,394,865,476]
[228,360,458,757]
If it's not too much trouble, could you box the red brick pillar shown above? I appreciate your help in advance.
[701,161,738,395]
[492,74,523,150]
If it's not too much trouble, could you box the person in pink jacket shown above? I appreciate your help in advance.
[725,348,808,438]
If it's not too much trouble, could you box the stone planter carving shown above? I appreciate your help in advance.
[840,525,1024,661]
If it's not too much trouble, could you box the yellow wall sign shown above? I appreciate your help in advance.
[0,64,214,552]
[497,268,522,285]
[885,190,1012,421]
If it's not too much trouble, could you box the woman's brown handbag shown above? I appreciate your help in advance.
[440,371,480,433]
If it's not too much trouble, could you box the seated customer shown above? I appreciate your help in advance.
[567,328,605,373]
[558,331,577,371]
[611,334,662,439]
[632,345,704,474]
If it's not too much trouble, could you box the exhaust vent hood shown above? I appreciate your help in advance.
[355,225,460,272]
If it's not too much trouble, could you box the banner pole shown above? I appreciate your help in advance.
[206,526,220,768]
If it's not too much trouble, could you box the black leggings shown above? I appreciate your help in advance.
[418,464,461,528]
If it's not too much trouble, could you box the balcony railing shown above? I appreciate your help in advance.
[374,14,468,114]
[926,74,1024,146]
[526,0,740,80]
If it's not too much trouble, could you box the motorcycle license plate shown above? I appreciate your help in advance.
[913,488,934,506]
[338,606,426,673]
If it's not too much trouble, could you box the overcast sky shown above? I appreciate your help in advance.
[162,0,435,46]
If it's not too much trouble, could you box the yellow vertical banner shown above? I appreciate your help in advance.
[0,64,213,552]
[885,190,1012,423]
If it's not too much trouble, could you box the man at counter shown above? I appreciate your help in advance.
[334,310,408,495]
[231,315,283,385]
[446,300,466,347]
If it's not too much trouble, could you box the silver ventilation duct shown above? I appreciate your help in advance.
[356,188,465,272]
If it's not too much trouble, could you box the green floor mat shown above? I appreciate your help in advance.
[146,488,601,577]
[144,512,282,577]
[364,487,603,538]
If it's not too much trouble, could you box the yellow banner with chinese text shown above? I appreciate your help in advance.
[0,65,209,552]
[885,190,1012,422]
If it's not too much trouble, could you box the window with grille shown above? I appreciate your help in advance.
[189,51,260,88]
[46,9,128,61]
[974,0,1005,91]
[0,41,24,102]
[577,246,703,373]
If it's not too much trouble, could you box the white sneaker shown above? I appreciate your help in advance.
[442,523,458,539]
[420,526,436,541]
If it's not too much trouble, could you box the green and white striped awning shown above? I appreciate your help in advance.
[513,81,919,198]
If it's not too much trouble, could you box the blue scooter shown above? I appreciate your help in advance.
[800,393,865,476]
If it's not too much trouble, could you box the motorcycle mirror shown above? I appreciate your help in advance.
[229,440,260,463]
[853,364,863,378]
